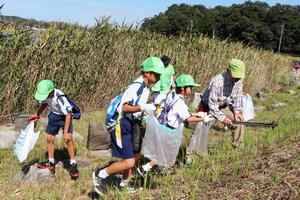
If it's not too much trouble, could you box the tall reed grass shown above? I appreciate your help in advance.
[0,19,292,115]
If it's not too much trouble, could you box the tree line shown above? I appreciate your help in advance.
[141,1,300,54]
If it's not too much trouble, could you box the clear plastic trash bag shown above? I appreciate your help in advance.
[186,121,212,157]
[242,94,255,121]
[141,112,183,167]
[13,122,40,163]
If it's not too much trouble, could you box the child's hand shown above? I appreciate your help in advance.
[63,133,72,143]
[141,104,156,112]
[29,115,40,122]
[203,115,214,123]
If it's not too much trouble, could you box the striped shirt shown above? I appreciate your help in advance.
[201,72,243,122]
[41,89,73,115]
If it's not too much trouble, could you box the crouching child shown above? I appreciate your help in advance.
[32,80,79,179]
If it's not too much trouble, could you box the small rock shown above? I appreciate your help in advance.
[256,92,268,100]
[291,79,300,86]
[267,103,287,110]
[21,164,51,183]
[0,126,19,149]
[254,105,266,113]
[279,87,296,94]
[87,122,110,151]
[288,89,296,94]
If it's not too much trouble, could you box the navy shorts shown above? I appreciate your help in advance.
[110,116,134,159]
[46,112,73,135]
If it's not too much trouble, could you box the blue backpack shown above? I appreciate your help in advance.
[57,95,81,120]
[105,81,146,130]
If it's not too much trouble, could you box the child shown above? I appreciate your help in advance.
[92,56,166,195]
[150,55,174,103]
[32,79,79,179]
[137,74,213,176]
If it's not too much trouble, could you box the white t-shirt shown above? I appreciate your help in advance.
[41,89,72,115]
[154,93,167,105]
[117,76,150,119]
[165,92,191,129]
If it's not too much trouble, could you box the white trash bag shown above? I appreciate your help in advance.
[242,94,255,121]
[141,112,183,167]
[13,121,40,163]
[186,122,211,157]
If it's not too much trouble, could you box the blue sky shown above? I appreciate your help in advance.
[1,0,299,26]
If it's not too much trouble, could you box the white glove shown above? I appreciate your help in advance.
[140,104,156,112]
[197,112,207,118]
[203,115,214,123]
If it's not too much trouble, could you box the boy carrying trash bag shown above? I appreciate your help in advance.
[92,56,166,195]
[31,80,79,179]
[137,74,214,176]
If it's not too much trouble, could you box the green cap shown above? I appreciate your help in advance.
[141,56,166,75]
[152,74,171,93]
[152,81,161,92]
[160,81,171,94]
[160,74,171,94]
[34,79,55,101]
[175,74,200,87]
[229,59,246,78]
[166,65,175,75]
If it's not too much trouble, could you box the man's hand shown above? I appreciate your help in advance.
[63,133,72,143]
[234,112,244,122]
[223,117,232,126]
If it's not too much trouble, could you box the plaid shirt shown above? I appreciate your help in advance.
[201,72,243,122]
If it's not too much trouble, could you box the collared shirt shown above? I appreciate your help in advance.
[165,92,191,129]
[41,89,72,116]
[117,76,150,119]
[201,72,243,122]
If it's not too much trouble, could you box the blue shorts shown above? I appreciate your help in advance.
[46,112,73,135]
[110,116,134,159]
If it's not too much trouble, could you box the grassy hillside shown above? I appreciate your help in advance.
[0,81,299,199]
[0,20,293,116]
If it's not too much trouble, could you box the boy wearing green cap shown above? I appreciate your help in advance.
[199,58,246,148]
[92,56,165,195]
[32,80,79,179]
[137,74,213,176]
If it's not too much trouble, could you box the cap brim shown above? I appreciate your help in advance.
[160,90,169,94]
[154,68,168,75]
[231,72,245,79]
[192,83,200,87]
[34,92,49,101]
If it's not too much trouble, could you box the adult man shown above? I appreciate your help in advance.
[200,59,246,148]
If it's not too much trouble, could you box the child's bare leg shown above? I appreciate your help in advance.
[122,168,131,180]
[47,134,55,159]
[65,134,75,160]
[106,158,135,175]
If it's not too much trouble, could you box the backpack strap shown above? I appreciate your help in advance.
[167,95,186,128]
[57,94,67,105]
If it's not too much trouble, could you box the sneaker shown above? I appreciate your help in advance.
[37,160,55,173]
[136,166,148,177]
[69,163,79,180]
[92,170,107,195]
[185,155,193,167]
[119,182,143,194]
